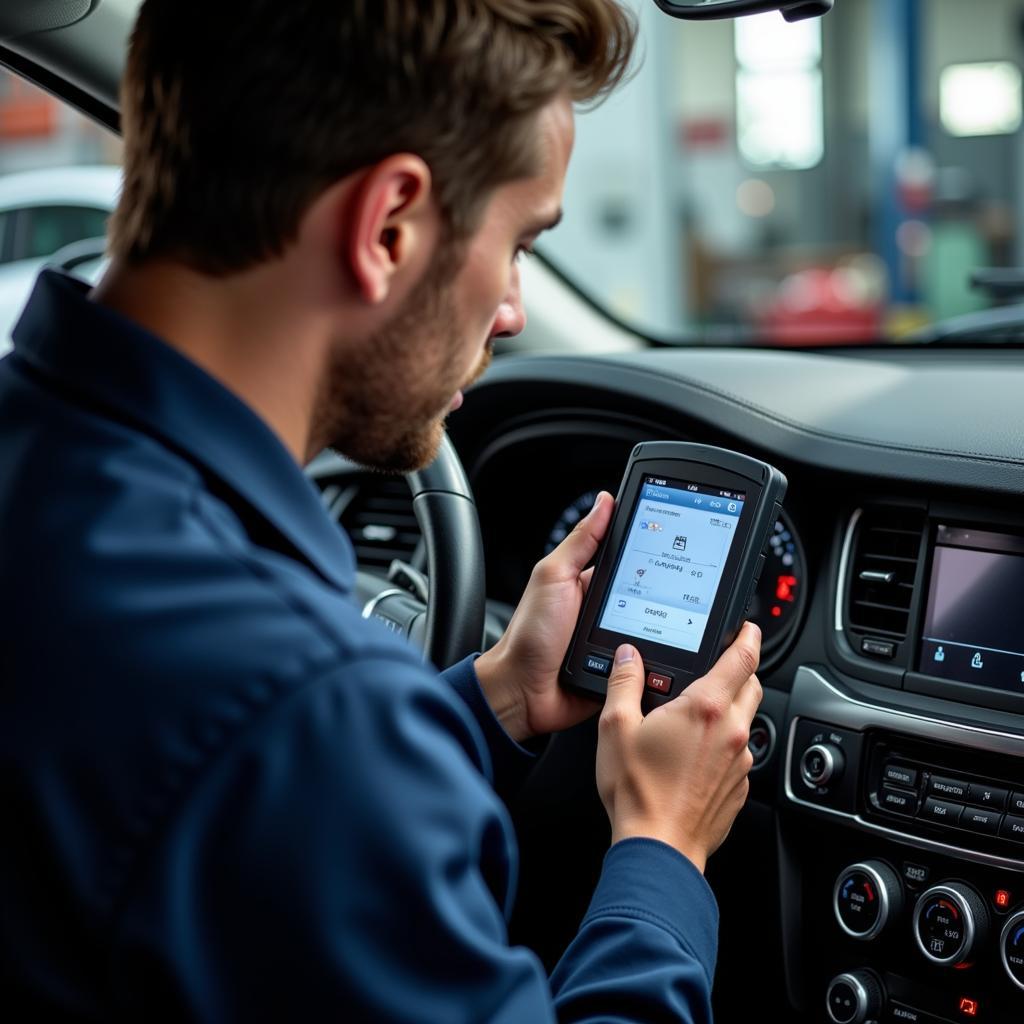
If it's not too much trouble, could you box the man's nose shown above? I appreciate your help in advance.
[490,266,526,340]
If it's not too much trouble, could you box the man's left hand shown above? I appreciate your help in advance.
[474,490,614,743]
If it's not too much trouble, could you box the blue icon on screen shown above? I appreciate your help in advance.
[617,599,627,608]
[971,652,984,669]
[933,646,945,663]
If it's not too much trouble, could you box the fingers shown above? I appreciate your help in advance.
[579,566,595,595]
[695,622,761,699]
[543,491,613,580]
[600,644,645,735]
[737,672,763,720]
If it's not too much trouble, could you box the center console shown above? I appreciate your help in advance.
[778,504,1024,1024]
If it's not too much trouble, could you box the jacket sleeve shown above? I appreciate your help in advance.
[108,653,716,1024]
[441,652,544,799]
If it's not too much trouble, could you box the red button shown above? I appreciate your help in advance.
[646,671,672,694]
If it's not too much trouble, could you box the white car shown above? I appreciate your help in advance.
[0,164,120,353]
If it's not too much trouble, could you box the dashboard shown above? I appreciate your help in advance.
[313,343,1024,1024]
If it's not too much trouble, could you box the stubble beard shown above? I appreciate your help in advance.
[313,245,482,474]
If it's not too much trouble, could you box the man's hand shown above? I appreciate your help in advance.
[595,623,763,874]
[474,491,614,743]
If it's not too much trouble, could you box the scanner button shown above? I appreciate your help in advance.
[584,653,612,676]
[646,671,673,695]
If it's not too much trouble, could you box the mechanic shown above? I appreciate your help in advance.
[0,2,762,1020]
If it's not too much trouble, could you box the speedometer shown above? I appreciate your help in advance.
[747,509,806,657]
[545,489,601,554]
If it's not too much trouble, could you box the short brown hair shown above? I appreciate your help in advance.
[108,0,636,274]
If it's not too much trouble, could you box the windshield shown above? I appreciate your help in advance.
[539,0,1024,346]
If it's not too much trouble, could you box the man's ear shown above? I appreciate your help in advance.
[347,154,435,305]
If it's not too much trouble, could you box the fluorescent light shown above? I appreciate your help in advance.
[940,62,1022,137]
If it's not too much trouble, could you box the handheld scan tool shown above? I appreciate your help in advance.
[561,442,787,708]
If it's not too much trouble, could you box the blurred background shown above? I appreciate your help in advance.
[3,0,1024,347]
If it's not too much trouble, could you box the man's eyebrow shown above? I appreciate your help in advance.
[524,209,563,237]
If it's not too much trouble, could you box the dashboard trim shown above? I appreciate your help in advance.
[834,508,861,634]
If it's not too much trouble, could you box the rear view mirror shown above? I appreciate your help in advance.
[651,0,834,21]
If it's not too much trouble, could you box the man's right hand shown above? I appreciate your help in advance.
[595,622,763,874]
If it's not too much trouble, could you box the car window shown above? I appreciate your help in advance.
[538,0,1024,347]
[11,205,110,262]
[0,68,119,351]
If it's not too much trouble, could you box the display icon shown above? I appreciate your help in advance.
[673,535,687,551]
[934,646,946,662]
[727,501,737,512]
[971,652,984,669]
[617,599,627,609]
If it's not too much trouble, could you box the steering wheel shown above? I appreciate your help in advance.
[404,434,487,668]
[357,435,487,669]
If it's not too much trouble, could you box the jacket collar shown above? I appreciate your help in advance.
[12,269,355,592]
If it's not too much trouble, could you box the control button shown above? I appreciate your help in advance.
[886,1003,944,1024]
[920,797,964,826]
[884,763,918,788]
[961,805,1000,836]
[901,862,930,890]
[861,637,895,659]
[747,713,775,769]
[955,996,980,1019]
[833,860,903,940]
[993,889,1014,912]
[999,814,1024,843]
[1009,791,1024,815]
[928,776,970,801]
[1000,909,1024,992]
[913,883,988,966]
[880,786,919,816]
[584,653,612,676]
[967,782,1008,809]
[645,671,672,695]
[753,553,766,581]
[826,971,884,1024]
[800,743,844,789]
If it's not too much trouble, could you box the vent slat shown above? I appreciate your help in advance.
[861,553,918,564]
[853,599,913,614]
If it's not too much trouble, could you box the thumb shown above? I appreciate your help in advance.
[601,644,645,729]
[548,491,613,579]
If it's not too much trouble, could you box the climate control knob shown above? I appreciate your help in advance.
[825,970,884,1024]
[1000,909,1024,992]
[800,742,844,788]
[913,883,988,966]
[833,861,903,940]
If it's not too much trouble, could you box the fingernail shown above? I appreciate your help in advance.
[615,644,635,664]
[589,492,605,515]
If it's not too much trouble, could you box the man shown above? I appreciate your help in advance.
[0,1,762,1020]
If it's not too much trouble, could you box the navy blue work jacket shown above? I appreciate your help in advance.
[0,270,718,1022]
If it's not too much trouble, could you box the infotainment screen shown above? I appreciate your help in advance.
[919,525,1024,694]
[596,476,745,653]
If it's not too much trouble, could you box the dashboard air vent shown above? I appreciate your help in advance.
[323,475,421,572]
[846,506,925,642]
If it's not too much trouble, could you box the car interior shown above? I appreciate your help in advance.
[4,1,1024,1022]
